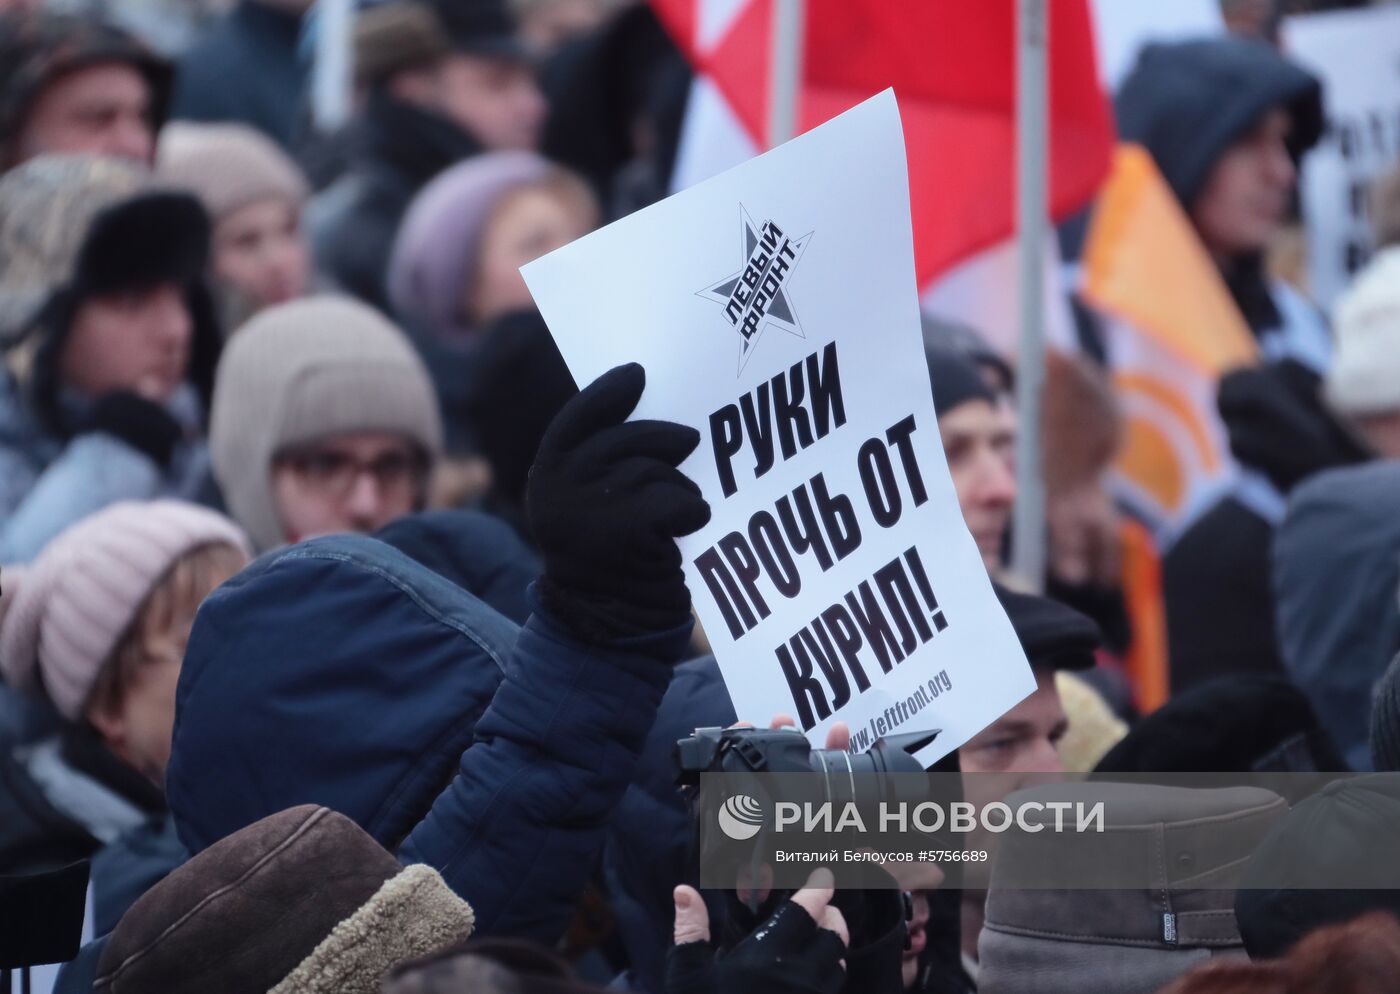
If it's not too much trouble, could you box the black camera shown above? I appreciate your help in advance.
[676,725,939,806]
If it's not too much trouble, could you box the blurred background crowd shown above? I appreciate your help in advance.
[1,0,1400,992]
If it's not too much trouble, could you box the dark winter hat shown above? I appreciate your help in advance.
[1371,653,1400,772]
[95,805,475,994]
[980,781,1287,994]
[993,583,1101,672]
[1115,37,1322,209]
[1235,774,1400,959]
[922,314,1015,393]
[1096,675,1348,775]
[0,11,173,168]
[926,346,997,419]
[428,0,530,60]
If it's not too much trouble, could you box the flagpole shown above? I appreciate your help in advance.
[1012,0,1048,592]
[768,0,805,147]
[311,0,355,133]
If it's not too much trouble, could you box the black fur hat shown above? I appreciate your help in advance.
[28,190,220,436]
[993,583,1101,672]
[70,191,210,301]
[1094,674,1348,775]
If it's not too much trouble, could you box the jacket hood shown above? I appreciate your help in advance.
[1115,36,1322,210]
[167,533,520,855]
[373,509,539,626]
[1274,461,1400,770]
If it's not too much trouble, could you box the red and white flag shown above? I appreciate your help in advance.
[651,0,1115,291]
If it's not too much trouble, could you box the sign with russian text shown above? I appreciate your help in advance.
[1284,5,1400,311]
[522,91,1032,765]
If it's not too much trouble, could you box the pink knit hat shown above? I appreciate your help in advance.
[0,501,252,721]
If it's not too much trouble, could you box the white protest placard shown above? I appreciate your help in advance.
[523,91,1032,766]
[1283,6,1400,312]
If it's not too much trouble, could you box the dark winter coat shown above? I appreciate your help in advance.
[170,1,307,148]
[1274,461,1400,770]
[308,93,481,311]
[166,533,688,943]
[1112,38,1337,691]
[374,509,540,626]
[604,656,733,992]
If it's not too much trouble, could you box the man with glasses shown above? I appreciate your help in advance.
[271,435,430,544]
[210,296,443,551]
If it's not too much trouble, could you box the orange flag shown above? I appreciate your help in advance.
[1080,145,1261,713]
[1083,144,1256,376]
[1081,143,1257,532]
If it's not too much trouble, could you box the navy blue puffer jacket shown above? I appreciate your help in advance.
[167,532,687,942]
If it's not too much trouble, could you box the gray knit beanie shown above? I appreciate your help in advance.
[1372,651,1400,772]
[210,296,443,551]
[157,122,309,223]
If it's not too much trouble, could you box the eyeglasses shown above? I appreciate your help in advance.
[274,445,427,502]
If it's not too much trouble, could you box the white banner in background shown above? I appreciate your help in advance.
[1090,0,1224,91]
[1284,6,1400,313]
[523,92,1032,766]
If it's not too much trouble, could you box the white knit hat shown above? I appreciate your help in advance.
[0,501,252,721]
[1325,246,1400,418]
[210,296,444,551]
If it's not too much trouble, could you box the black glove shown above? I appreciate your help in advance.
[832,888,910,994]
[77,391,183,469]
[719,874,909,994]
[668,890,847,994]
[527,363,711,642]
[1218,358,1371,493]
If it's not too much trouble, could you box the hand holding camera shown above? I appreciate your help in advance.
[666,868,849,994]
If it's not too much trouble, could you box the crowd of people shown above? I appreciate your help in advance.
[0,0,1398,992]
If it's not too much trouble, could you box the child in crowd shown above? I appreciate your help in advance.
[0,500,250,934]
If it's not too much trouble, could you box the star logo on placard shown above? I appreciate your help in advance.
[698,206,813,373]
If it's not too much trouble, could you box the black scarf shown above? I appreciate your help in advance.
[1221,253,1283,337]
[354,90,484,192]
